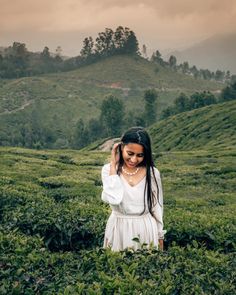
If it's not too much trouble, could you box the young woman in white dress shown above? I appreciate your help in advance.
[101,127,166,251]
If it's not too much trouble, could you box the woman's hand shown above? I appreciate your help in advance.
[111,142,121,166]
[159,239,164,251]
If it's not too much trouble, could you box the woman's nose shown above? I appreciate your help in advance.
[131,156,137,162]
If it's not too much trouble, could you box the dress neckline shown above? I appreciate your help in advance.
[120,173,146,188]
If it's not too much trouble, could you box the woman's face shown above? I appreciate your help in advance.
[121,143,144,169]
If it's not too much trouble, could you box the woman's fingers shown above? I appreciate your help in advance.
[111,142,121,163]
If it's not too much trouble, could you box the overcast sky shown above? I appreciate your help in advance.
[0,0,235,56]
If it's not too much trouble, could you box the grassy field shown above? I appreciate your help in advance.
[0,144,235,294]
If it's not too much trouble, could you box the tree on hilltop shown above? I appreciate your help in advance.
[169,55,177,69]
[80,37,94,58]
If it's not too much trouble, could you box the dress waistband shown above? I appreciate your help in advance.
[111,211,150,219]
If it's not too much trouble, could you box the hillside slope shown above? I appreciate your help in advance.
[149,100,236,152]
[0,55,224,147]
[0,55,223,115]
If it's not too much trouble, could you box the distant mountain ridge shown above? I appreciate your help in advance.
[169,32,236,74]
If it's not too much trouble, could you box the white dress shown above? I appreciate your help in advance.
[101,163,166,251]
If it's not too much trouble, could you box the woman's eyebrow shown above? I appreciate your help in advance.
[127,150,144,155]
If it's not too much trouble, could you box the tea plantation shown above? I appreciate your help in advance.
[0,146,235,294]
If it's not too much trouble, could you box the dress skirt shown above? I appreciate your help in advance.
[103,210,159,251]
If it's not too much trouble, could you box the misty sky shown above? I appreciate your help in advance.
[0,0,236,56]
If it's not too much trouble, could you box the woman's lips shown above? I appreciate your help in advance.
[127,161,137,167]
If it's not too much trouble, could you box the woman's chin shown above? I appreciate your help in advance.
[126,162,137,168]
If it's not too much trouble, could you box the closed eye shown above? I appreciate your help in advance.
[127,152,144,157]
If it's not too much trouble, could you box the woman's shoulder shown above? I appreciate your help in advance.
[151,166,161,178]
[102,162,110,173]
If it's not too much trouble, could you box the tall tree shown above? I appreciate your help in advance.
[73,119,89,149]
[142,44,147,58]
[95,28,114,56]
[174,93,190,112]
[169,55,177,69]
[41,46,51,61]
[100,95,125,137]
[220,82,236,101]
[123,30,139,54]
[144,89,158,126]
[151,50,164,66]
[80,37,94,58]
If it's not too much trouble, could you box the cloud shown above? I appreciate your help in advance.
[0,0,236,55]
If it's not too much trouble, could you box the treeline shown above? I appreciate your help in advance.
[79,26,139,63]
[0,43,66,78]
[0,27,139,79]
[0,90,157,149]
[161,81,236,119]
[1,27,235,83]
[150,50,236,84]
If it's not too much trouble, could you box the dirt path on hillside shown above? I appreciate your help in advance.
[0,100,33,115]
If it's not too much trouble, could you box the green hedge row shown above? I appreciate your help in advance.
[1,184,235,253]
[1,192,107,251]
[1,229,235,295]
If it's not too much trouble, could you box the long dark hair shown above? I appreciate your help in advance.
[117,126,160,216]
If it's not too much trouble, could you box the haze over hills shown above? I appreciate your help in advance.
[169,32,236,75]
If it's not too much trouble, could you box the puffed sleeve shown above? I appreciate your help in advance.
[101,163,124,205]
[152,167,167,239]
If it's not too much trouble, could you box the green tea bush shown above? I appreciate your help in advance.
[1,147,236,294]
[45,183,101,203]
[0,229,80,294]
[2,195,107,251]
[165,208,236,253]
[1,230,235,295]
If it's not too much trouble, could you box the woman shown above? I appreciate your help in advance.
[101,127,166,251]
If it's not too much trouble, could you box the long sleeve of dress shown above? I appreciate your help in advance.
[101,163,124,205]
[152,168,167,239]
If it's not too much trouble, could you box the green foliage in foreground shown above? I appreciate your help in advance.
[0,146,236,294]
[1,229,235,294]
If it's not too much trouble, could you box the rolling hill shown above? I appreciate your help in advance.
[0,54,224,147]
[149,100,236,152]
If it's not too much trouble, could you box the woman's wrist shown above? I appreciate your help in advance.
[109,161,117,175]
[110,161,117,169]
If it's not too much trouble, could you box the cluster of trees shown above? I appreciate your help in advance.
[0,42,66,78]
[161,81,236,119]
[150,50,235,83]
[71,89,157,149]
[0,27,139,79]
[221,81,236,101]
[79,26,139,64]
